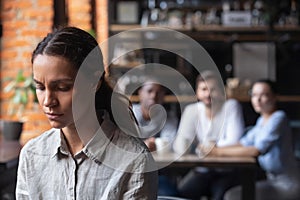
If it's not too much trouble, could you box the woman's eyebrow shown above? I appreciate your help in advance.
[33,78,74,84]
[33,79,42,84]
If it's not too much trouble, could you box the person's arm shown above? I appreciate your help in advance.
[173,104,199,155]
[209,144,260,157]
[217,100,245,147]
[159,111,178,144]
[207,115,259,158]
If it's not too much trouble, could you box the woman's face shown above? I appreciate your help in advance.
[33,55,77,129]
[251,82,276,114]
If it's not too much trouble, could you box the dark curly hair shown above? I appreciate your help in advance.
[32,27,101,69]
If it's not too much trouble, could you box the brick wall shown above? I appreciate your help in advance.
[95,0,108,44]
[68,0,92,30]
[1,0,54,144]
[0,0,108,144]
[67,0,109,41]
[68,0,109,72]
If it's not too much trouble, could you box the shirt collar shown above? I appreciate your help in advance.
[82,110,116,162]
[50,128,69,158]
[50,110,117,161]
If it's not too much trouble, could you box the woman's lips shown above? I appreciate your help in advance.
[253,104,261,111]
[45,113,63,120]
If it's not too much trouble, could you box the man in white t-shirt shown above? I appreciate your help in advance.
[174,70,245,200]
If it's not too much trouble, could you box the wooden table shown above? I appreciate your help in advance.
[153,153,257,200]
[0,140,21,198]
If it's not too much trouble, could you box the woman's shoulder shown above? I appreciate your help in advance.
[21,128,60,155]
[104,127,155,172]
[113,127,150,153]
[270,110,290,125]
[273,110,287,118]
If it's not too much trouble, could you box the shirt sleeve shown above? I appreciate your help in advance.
[217,100,245,147]
[122,153,158,200]
[255,112,286,154]
[160,111,178,144]
[173,104,199,154]
[240,120,259,146]
[16,148,30,200]
[241,111,287,155]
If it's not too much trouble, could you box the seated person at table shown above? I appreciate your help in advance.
[132,79,178,151]
[207,79,300,200]
[132,79,179,196]
[173,70,245,200]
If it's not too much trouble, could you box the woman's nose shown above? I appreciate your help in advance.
[43,91,58,107]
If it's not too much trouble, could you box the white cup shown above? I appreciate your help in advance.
[155,138,171,155]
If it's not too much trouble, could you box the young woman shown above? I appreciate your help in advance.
[16,27,157,199]
[209,79,300,200]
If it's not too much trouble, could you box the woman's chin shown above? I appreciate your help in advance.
[48,120,65,129]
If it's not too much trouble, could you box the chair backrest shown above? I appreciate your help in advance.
[290,120,300,162]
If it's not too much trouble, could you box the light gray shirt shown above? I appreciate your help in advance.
[16,116,158,200]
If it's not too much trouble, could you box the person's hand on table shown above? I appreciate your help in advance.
[144,137,156,152]
[206,146,219,156]
[196,143,217,157]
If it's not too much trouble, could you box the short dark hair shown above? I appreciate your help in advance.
[195,70,223,89]
[253,79,278,94]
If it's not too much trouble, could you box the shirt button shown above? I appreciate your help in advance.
[94,159,101,164]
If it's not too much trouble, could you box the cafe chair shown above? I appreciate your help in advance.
[290,120,300,165]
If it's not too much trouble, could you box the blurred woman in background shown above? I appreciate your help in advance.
[209,79,300,200]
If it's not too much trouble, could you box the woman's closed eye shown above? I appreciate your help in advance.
[34,83,45,91]
[33,81,73,92]
[55,84,73,91]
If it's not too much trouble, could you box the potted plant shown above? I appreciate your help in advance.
[1,69,36,141]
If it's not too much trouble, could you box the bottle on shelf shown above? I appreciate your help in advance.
[252,0,265,26]
[287,0,299,26]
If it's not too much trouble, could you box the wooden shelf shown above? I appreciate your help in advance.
[110,24,191,32]
[129,95,300,103]
[110,24,300,41]
[110,24,300,33]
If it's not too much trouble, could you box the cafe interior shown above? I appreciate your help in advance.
[1,0,300,199]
